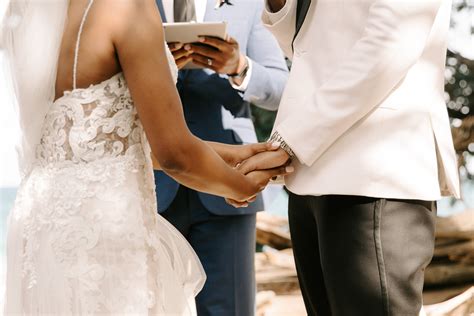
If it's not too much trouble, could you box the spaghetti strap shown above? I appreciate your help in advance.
[73,0,95,90]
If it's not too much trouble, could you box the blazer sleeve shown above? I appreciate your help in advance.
[243,0,289,111]
[274,0,444,166]
[261,0,298,58]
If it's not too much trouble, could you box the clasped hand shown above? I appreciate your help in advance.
[223,142,292,208]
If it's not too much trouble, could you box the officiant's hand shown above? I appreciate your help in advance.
[167,42,193,69]
[190,36,244,75]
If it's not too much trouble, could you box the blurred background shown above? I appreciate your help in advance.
[0,0,473,314]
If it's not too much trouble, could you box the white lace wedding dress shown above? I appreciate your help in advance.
[4,2,205,315]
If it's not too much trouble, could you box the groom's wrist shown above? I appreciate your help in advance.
[268,131,295,159]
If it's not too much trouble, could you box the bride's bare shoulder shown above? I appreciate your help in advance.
[96,0,160,26]
[94,0,163,40]
[97,0,151,14]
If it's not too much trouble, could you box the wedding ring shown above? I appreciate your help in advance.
[207,58,213,66]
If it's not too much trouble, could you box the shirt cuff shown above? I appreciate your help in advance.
[264,0,293,25]
[229,57,253,92]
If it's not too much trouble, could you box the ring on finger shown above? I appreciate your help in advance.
[207,58,213,66]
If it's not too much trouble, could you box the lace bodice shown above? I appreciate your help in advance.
[37,48,178,167]
[35,0,178,167]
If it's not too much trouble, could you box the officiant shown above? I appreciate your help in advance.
[153,0,288,315]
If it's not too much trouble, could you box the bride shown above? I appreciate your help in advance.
[2,0,290,314]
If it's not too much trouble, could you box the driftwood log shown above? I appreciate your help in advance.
[425,264,474,287]
[424,287,474,316]
[429,210,474,286]
[435,210,474,239]
[256,249,299,294]
[256,212,292,250]
[256,291,276,316]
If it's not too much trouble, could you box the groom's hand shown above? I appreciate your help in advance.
[237,148,291,175]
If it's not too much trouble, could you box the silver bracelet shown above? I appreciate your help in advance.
[268,131,295,158]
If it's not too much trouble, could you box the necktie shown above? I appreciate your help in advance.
[174,0,196,22]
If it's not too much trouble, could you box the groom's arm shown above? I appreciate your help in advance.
[272,0,445,167]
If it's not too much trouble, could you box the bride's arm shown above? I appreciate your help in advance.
[152,142,280,170]
[111,0,284,201]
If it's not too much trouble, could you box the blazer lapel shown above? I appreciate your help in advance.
[294,0,311,41]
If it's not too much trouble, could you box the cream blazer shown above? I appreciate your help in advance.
[263,0,461,200]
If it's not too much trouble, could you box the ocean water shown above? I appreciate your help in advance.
[0,187,15,310]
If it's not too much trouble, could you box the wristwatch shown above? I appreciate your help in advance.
[268,131,295,159]
[229,57,249,79]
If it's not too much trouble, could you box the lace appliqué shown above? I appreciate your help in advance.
[37,74,143,166]
[17,74,158,314]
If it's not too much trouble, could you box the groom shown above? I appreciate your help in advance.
[238,0,462,315]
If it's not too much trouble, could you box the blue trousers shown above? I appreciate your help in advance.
[160,186,257,316]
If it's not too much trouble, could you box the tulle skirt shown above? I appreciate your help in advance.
[4,156,206,315]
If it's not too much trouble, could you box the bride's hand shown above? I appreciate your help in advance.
[226,166,294,207]
[151,141,280,170]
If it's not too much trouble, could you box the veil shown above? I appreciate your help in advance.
[2,0,69,179]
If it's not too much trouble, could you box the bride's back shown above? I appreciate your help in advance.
[55,0,121,100]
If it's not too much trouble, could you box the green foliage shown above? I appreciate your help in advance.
[251,105,277,142]
[445,1,474,178]
[446,51,473,121]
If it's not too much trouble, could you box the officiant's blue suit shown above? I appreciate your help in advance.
[154,0,288,315]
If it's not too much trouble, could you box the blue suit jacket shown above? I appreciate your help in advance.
[155,0,288,215]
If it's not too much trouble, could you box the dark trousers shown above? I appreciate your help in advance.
[288,193,436,316]
[161,186,257,316]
